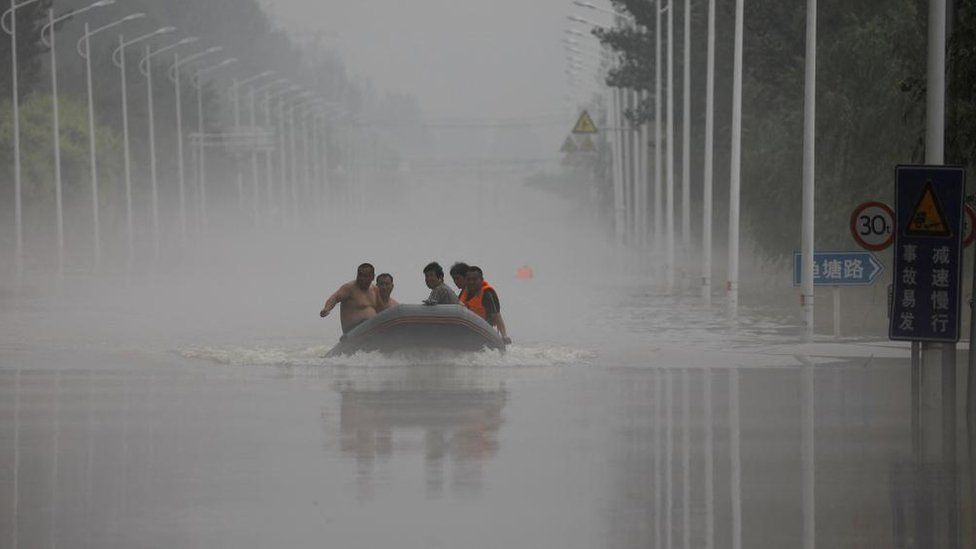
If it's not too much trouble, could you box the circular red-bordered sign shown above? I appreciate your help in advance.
[850,201,895,251]
[963,204,976,248]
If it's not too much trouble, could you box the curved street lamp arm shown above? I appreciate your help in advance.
[1,0,43,35]
[192,57,238,87]
[252,78,291,96]
[111,26,176,67]
[139,36,198,75]
[168,45,223,82]
[76,12,145,58]
[231,70,274,91]
[41,0,115,47]
[271,86,306,103]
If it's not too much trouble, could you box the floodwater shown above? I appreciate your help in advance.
[1,271,972,549]
[0,176,972,548]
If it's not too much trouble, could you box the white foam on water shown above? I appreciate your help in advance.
[177,343,594,369]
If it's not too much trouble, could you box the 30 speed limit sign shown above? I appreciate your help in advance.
[850,201,895,250]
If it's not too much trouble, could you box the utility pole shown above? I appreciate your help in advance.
[701,0,716,306]
[727,0,744,318]
[801,0,817,340]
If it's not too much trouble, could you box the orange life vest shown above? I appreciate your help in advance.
[459,280,494,321]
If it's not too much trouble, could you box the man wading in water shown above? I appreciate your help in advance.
[319,263,379,334]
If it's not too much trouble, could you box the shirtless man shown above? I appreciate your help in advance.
[375,273,399,312]
[319,263,379,334]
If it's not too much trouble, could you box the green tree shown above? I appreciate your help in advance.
[594,0,926,258]
[0,93,122,208]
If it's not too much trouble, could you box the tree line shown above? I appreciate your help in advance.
[0,0,420,268]
[580,0,976,260]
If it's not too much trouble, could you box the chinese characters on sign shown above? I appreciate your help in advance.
[889,166,965,342]
[791,251,884,287]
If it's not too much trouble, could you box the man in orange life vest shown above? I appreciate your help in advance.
[449,261,469,297]
[459,265,511,345]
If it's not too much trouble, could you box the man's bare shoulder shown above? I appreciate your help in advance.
[332,280,357,297]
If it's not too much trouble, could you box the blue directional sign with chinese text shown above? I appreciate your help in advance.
[889,165,965,342]
[792,251,884,286]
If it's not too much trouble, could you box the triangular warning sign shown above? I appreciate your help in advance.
[906,181,951,237]
[578,135,596,152]
[572,110,598,134]
[560,136,578,153]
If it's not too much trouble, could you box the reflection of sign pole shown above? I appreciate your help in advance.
[891,166,962,543]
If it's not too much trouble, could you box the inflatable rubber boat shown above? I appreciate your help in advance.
[326,304,505,357]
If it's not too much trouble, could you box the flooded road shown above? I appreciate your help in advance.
[1,273,971,549]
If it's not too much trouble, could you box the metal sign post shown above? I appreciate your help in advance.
[889,164,964,505]
[793,250,884,337]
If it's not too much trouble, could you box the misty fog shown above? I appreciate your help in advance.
[0,0,974,548]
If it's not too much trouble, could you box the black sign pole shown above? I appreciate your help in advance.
[970,252,976,448]
[912,340,921,461]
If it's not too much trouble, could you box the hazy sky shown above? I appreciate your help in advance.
[261,0,609,121]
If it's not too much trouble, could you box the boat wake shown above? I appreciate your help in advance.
[177,343,594,368]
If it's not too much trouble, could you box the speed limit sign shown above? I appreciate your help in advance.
[850,201,895,251]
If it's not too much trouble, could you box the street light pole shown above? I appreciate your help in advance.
[249,86,260,218]
[253,79,290,225]
[39,0,116,272]
[144,43,160,260]
[47,8,64,275]
[168,45,222,243]
[682,0,691,290]
[111,26,176,264]
[116,35,133,262]
[801,0,817,339]
[193,57,238,232]
[1,0,39,278]
[655,0,664,267]
[76,13,146,270]
[728,0,745,318]
[229,71,273,220]
[294,99,325,213]
[139,36,196,261]
[274,87,302,227]
[666,0,676,292]
[288,97,300,224]
[702,0,716,306]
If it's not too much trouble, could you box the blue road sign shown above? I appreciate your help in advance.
[889,165,965,342]
[792,251,884,286]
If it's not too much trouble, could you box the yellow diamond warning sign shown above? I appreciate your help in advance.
[572,110,598,134]
[906,181,951,237]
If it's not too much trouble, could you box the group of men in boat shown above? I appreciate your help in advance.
[319,261,511,344]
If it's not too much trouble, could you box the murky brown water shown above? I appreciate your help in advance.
[0,278,972,548]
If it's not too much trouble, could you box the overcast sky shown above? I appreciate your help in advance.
[261,0,610,122]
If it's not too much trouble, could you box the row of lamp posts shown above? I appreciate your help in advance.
[565,0,747,318]
[3,0,341,278]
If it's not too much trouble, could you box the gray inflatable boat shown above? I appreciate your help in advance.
[326,304,505,357]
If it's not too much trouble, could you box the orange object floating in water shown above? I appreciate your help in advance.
[516,265,534,280]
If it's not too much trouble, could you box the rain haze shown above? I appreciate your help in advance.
[0,0,974,547]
